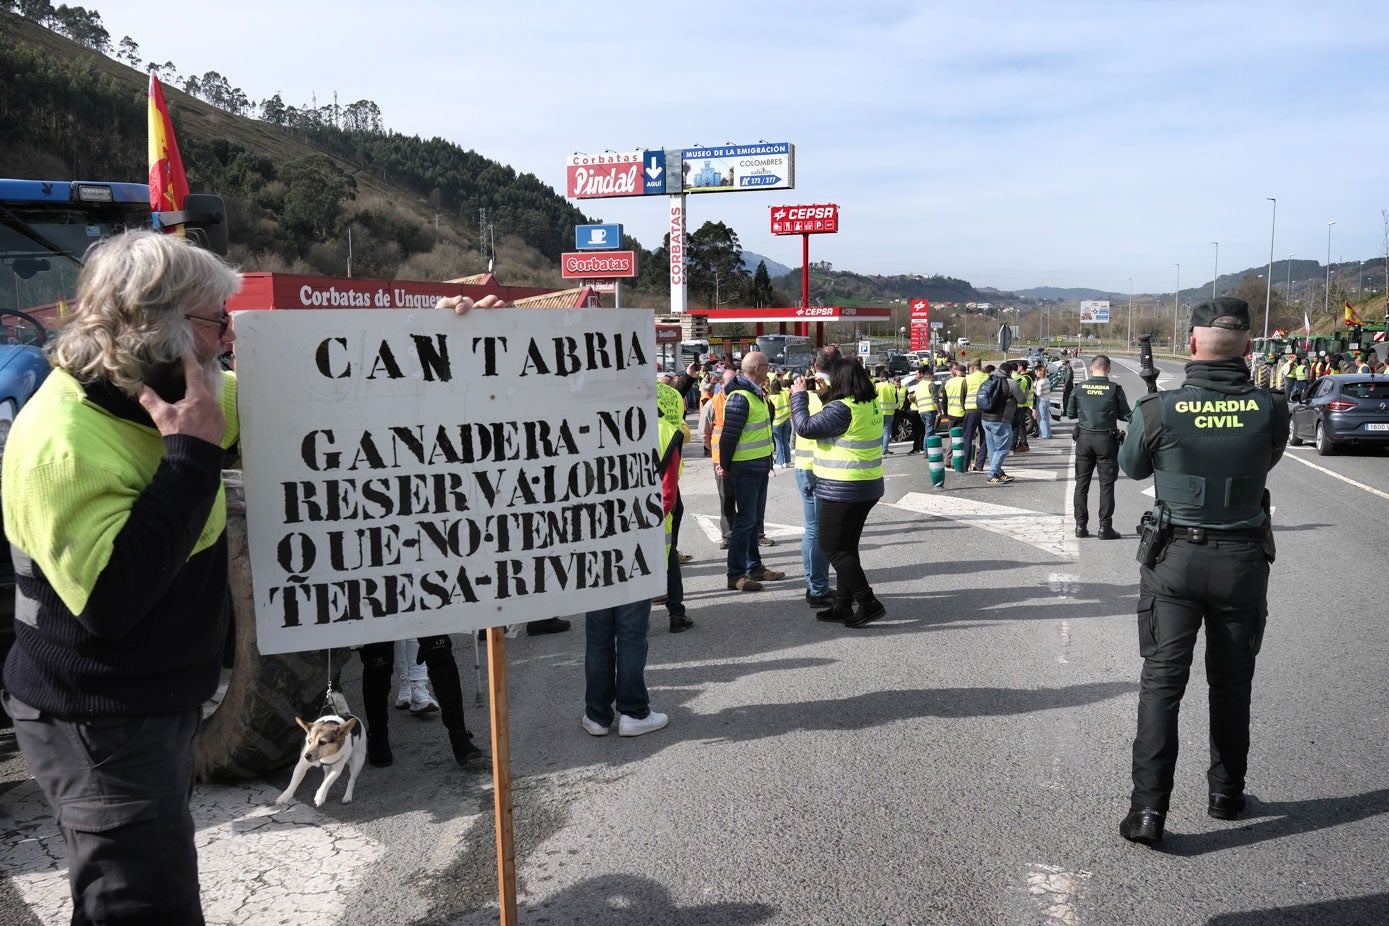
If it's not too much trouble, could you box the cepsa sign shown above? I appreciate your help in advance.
[562,251,638,279]
[566,152,644,199]
[770,203,839,235]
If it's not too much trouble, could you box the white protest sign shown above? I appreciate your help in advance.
[233,307,665,655]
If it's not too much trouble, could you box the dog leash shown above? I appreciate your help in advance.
[319,650,338,716]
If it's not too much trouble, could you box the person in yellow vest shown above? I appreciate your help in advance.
[962,359,990,471]
[789,357,886,627]
[792,347,841,607]
[911,368,939,451]
[768,379,793,468]
[716,352,785,591]
[709,368,736,547]
[941,362,968,468]
[1289,355,1309,402]
[1011,364,1034,453]
[656,383,694,633]
[875,368,900,454]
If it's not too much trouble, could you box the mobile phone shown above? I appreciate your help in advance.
[144,359,187,403]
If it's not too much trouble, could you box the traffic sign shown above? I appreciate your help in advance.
[575,224,623,250]
[858,340,872,358]
[642,150,666,195]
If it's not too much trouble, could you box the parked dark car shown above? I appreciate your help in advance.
[1288,374,1389,456]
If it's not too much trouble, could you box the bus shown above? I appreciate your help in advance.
[755,334,816,371]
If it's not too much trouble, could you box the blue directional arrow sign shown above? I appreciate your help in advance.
[642,150,666,195]
[575,223,623,250]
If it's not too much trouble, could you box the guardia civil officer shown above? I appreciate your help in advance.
[1065,355,1131,539]
[1116,297,1287,846]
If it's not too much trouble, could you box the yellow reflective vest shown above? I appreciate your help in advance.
[813,398,884,483]
[794,390,824,471]
[727,388,773,462]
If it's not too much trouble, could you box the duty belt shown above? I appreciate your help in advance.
[1164,526,1266,544]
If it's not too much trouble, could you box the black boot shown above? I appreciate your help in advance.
[419,635,485,766]
[846,594,886,628]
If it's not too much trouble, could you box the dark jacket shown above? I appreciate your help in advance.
[981,373,1026,423]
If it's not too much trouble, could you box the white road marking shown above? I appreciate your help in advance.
[890,492,1077,558]
[3,781,386,926]
[691,513,803,544]
[1026,862,1092,925]
[1283,453,1389,501]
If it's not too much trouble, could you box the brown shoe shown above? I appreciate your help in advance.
[750,567,786,581]
[727,576,764,591]
[758,535,776,546]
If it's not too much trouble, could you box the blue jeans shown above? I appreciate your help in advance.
[983,420,1013,478]
[772,421,793,466]
[1037,403,1052,438]
[795,467,830,596]
[727,459,770,578]
[584,599,652,725]
[881,416,895,452]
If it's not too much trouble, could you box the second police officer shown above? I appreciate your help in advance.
[1065,355,1131,539]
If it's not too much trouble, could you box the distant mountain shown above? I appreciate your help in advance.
[774,269,990,305]
[742,251,792,278]
[1014,286,1121,301]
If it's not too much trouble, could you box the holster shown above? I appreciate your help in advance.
[1135,503,1171,568]
[1261,489,1276,563]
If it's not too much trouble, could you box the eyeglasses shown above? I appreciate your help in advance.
[185,309,231,337]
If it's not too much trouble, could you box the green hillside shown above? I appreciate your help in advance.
[0,8,645,293]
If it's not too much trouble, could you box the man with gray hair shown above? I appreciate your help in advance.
[1,232,500,922]
[1116,297,1288,846]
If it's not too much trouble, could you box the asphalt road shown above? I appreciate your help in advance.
[2,357,1387,926]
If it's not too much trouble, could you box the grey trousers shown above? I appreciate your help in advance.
[4,691,205,925]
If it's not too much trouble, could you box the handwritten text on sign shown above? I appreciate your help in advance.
[234,308,664,654]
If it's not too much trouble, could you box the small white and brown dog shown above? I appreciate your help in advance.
[275,691,366,807]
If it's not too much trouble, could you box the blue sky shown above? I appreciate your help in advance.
[97,0,1389,294]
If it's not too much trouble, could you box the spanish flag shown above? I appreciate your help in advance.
[148,72,188,237]
[1344,301,1363,327]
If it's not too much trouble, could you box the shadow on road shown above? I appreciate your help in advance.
[440,873,776,926]
[1205,892,1389,925]
[1163,788,1389,857]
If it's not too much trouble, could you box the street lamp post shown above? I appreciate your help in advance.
[1211,241,1219,299]
[1325,221,1336,319]
[1264,197,1276,338]
[1173,263,1181,350]
[1128,278,1134,347]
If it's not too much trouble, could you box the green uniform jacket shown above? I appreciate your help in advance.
[1065,375,1131,431]
[1119,359,1287,530]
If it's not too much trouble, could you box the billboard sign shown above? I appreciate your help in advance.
[565,151,645,199]
[910,299,930,321]
[561,251,638,279]
[575,223,623,250]
[681,142,794,193]
[1080,300,1111,323]
[770,203,838,235]
[642,150,666,195]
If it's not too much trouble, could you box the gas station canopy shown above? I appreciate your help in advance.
[698,306,893,324]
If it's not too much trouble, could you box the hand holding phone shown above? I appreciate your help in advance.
[138,352,225,444]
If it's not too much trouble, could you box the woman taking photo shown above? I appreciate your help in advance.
[789,357,886,627]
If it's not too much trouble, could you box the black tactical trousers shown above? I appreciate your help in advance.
[1073,430,1118,529]
[4,692,204,925]
[1131,539,1269,813]
[361,636,474,758]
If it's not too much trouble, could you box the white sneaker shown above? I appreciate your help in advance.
[618,711,669,737]
[408,679,439,714]
[394,682,411,710]
[582,714,611,736]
